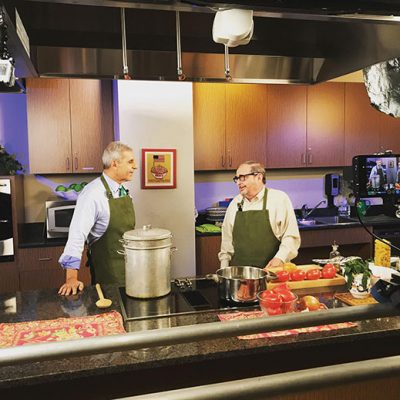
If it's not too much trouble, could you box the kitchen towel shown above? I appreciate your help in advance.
[0,311,126,348]
[218,311,357,340]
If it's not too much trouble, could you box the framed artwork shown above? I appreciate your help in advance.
[141,148,177,189]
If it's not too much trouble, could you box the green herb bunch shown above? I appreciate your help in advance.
[342,258,371,291]
[0,145,24,175]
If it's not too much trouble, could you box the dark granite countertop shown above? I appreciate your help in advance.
[18,223,67,248]
[1,283,400,393]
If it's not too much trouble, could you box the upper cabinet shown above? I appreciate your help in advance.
[193,83,226,171]
[344,83,381,166]
[307,83,345,167]
[379,110,400,155]
[193,83,267,170]
[26,78,114,174]
[266,85,307,168]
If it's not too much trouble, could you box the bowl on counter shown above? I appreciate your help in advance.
[257,291,298,316]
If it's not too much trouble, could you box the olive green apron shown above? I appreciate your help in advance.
[231,188,280,268]
[377,167,385,187]
[89,175,135,285]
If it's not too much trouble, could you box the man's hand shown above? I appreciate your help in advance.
[263,257,284,271]
[58,269,84,296]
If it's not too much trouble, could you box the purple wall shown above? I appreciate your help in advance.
[0,93,29,171]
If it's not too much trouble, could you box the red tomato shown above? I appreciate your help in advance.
[266,307,283,316]
[272,283,290,293]
[290,269,305,281]
[260,293,282,309]
[278,290,297,303]
[275,270,290,282]
[258,290,275,299]
[322,264,336,279]
[306,268,321,280]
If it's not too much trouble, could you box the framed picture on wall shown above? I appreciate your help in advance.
[141,148,177,189]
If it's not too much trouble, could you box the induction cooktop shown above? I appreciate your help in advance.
[118,278,258,322]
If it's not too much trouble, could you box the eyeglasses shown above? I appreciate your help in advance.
[232,172,259,183]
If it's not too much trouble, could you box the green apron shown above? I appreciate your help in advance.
[377,167,385,187]
[89,175,135,285]
[231,188,280,268]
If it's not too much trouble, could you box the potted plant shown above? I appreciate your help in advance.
[0,145,24,175]
[342,258,372,299]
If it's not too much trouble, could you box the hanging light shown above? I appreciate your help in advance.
[212,9,254,48]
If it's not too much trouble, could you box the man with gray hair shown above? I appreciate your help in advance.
[219,161,300,270]
[58,141,137,295]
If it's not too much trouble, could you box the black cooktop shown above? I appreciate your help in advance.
[118,278,258,322]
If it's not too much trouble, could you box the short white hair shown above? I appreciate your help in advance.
[102,141,133,168]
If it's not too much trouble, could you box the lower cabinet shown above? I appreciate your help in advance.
[195,227,373,275]
[0,262,20,294]
[18,246,91,291]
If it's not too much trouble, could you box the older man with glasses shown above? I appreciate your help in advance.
[218,160,300,270]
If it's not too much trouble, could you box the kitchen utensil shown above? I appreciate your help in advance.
[95,284,112,308]
[120,225,176,298]
[215,266,268,304]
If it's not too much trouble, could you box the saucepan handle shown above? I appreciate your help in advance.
[205,273,219,283]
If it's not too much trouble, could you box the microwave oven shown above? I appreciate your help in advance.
[45,200,76,239]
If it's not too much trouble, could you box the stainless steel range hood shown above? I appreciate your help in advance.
[15,1,400,83]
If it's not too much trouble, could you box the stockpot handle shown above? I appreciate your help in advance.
[170,246,178,254]
[117,249,125,255]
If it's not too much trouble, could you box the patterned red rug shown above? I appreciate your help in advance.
[0,311,126,348]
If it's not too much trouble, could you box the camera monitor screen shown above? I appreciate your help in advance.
[352,154,400,198]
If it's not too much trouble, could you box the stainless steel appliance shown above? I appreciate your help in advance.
[0,179,14,262]
[45,200,76,239]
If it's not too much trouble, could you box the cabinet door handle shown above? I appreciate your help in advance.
[74,157,78,171]
[82,167,95,171]
[308,152,312,164]
[66,157,70,171]
[38,257,52,261]
[301,153,306,164]
[0,219,9,223]
[221,155,225,167]
[229,155,232,167]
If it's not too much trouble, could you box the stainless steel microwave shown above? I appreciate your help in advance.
[45,200,76,239]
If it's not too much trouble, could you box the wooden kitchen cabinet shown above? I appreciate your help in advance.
[193,83,267,170]
[18,246,91,291]
[225,84,268,168]
[195,235,222,275]
[266,85,307,168]
[379,112,400,154]
[344,83,381,166]
[26,78,113,174]
[193,83,226,170]
[307,83,345,167]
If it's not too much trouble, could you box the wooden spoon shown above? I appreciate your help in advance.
[95,284,112,309]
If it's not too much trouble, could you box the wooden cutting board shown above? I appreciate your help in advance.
[267,264,346,289]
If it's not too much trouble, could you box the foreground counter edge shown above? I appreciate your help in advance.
[1,284,400,399]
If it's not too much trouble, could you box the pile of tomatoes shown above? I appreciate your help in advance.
[274,263,336,283]
[257,285,298,316]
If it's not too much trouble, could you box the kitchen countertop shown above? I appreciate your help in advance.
[196,212,400,236]
[1,283,400,398]
[18,222,67,248]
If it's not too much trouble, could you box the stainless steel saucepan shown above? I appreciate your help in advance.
[207,266,276,304]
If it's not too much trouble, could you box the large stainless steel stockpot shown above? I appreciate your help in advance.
[120,225,175,298]
[216,266,268,304]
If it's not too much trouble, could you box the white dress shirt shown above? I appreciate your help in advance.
[59,173,131,268]
[218,187,301,268]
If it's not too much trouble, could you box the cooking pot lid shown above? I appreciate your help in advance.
[123,224,172,241]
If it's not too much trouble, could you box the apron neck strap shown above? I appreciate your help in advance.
[262,188,268,210]
[101,174,113,199]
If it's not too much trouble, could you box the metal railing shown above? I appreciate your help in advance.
[121,354,400,400]
[0,303,399,367]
